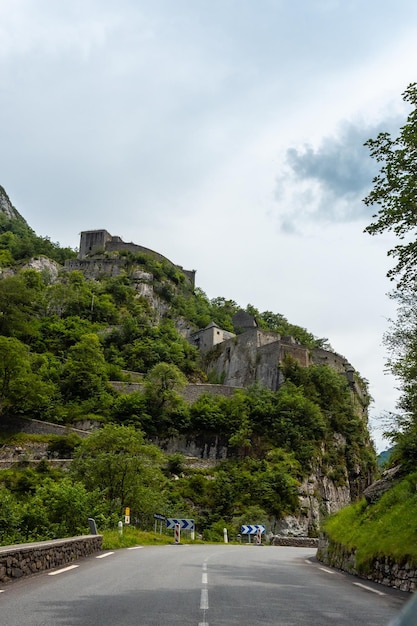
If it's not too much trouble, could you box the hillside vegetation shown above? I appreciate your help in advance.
[0,186,376,545]
[323,472,417,572]
[320,84,417,574]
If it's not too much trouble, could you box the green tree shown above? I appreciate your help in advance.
[21,478,95,540]
[71,424,166,522]
[60,333,109,401]
[0,275,41,341]
[0,336,55,418]
[144,362,187,410]
[363,84,417,468]
[0,488,23,544]
[364,83,417,289]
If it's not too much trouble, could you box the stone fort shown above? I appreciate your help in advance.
[65,230,367,416]
[66,229,196,287]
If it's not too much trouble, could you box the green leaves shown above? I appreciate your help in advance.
[0,336,56,418]
[71,424,167,522]
[60,334,109,401]
[364,83,417,288]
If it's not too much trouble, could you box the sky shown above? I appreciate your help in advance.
[1,0,417,451]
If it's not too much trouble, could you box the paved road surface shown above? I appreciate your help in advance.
[0,544,409,625]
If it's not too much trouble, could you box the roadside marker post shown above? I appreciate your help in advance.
[174,523,181,544]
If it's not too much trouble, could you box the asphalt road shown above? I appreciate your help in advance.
[0,544,410,625]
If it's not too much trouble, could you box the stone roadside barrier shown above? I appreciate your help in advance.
[0,535,103,583]
[317,534,417,593]
[270,536,319,548]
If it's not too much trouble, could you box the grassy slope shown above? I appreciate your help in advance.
[323,472,417,568]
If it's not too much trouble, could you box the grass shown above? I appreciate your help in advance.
[0,432,58,445]
[323,471,417,569]
[101,527,197,550]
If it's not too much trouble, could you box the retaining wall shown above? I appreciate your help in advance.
[109,381,240,403]
[0,535,103,583]
[270,536,319,548]
[317,535,417,592]
[0,416,89,438]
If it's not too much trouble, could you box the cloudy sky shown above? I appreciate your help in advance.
[2,0,417,450]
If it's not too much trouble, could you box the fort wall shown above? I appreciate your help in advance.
[76,229,195,286]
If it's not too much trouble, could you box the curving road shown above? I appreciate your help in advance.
[0,544,409,625]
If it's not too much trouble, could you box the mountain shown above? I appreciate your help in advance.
[0,186,377,542]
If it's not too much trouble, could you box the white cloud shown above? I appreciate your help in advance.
[2,0,417,450]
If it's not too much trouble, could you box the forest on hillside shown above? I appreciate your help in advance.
[0,188,376,544]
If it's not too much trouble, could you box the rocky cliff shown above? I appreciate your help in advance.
[0,186,27,223]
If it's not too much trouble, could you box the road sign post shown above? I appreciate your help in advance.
[166,518,195,542]
[241,525,266,544]
[154,513,166,534]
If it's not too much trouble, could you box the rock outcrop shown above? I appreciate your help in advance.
[0,186,27,223]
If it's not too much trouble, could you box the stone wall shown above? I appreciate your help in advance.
[317,535,417,592]
[153,433,230,460]
[0,416,89,438]
[204,329,368,422]
[270,536,319,548]
[0,536,103,583]
[109,381,240,403]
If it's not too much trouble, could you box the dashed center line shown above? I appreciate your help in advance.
[200,588,209,610]
[319,567,336,575]
[199,559,209,625]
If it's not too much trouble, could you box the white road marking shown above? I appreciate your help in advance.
[200,559,209,624]
[0,590,5,593]
[48,565,79,576]
[353,582,386,596]
[200,588,209,610]
[319,567,336,575]
[96,552,114,559]
[127,546,144,550]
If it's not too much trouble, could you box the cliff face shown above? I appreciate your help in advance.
[0,186,27,223]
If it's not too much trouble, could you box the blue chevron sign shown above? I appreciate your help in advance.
[241,525,266,535]
[166,518,195,531]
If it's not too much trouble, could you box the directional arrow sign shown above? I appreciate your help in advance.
[166,518,195,531]
[153,513,166,521]
[241,525,266,535]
